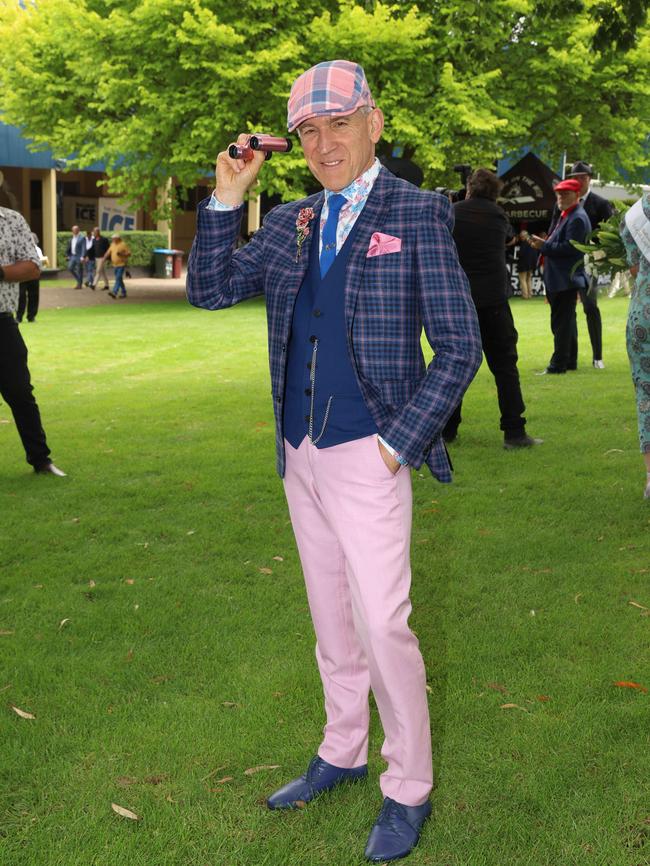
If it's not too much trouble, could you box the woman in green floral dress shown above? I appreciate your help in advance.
[620,192,650,499]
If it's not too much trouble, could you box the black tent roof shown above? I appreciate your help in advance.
[498,151,560,223]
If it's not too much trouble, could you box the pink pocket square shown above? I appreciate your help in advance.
[366,232,402,258]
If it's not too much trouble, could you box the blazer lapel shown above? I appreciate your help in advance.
[282,194,324,331]
[343,169,392,326]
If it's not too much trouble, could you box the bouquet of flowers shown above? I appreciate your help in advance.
[570,200,631,295]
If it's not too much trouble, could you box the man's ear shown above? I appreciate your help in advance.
[369,108,384,143]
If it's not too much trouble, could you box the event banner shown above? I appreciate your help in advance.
[98,197,138,232]
[62,197,138,232]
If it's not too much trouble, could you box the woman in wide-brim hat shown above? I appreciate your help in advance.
[620,192,650,498]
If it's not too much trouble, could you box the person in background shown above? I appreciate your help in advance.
[66,224,85,290]
[528,179,590,375]
[620,192,650,499]
[187,60,482,863]
[517,229,538,299]
[0,207,65,476]
[91,227,111,290]
[444,169,542,449]
[564,160,613,369]
[105,233,131,299]
[17,232,44,323]
[82,228,96,288]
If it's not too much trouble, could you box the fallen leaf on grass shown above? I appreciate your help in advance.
[259,568,273,575]
[0,630,14,636]
[272,556,284,562]
[487,682,508,694]
[244,765,280,776]
[186,530,196,536]
[222,701,239,708]
[613,681,648,693]
[11,705,35,719]
[143,775,167,786]
[124,579,135,585]
[537,695,551,702]
[58,618,71,630]
[0,684,11,693]
[211,776,234,787]
[111,802,140,821]
[88,579,96,588]
[500,703,528,712]
[116,776,138,787]
[629,601,649,611]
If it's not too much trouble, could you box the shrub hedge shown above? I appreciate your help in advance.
[56,231,169,268]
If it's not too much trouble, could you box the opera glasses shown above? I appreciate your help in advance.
[228,134,293,162]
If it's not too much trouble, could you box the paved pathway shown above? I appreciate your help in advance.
[39,275,187,309]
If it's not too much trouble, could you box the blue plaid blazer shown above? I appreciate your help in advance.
[187,167,481,482]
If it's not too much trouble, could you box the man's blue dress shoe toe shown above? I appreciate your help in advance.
[364,797,432,862]
[266,755,367,809]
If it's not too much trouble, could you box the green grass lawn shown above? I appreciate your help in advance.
[1,296,648,866]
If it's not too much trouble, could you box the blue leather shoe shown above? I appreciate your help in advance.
[266,755,367,810]
[364,797,432,862]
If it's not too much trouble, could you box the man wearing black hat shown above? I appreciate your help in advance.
[560,161,613,368]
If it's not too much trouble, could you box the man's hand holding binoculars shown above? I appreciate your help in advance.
[215,133,293,208]
[215,133,267,208]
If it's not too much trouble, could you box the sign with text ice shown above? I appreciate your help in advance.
[99,198,138,232]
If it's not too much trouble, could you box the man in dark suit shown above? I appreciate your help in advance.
[187,60,482,862]
[444,169,542,449]
[65,225,85,290]
[529,179,591,374]
[556,160,613,368]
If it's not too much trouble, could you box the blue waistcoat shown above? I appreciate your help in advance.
[283,216,377,449]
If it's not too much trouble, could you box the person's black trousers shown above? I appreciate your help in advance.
[579,281,603,361]
[443,302,526,439]
[548,290,578,372]
[0,314,51,469]
[17,279,40,322]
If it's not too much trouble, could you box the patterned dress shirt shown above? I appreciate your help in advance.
[0,207,41,313]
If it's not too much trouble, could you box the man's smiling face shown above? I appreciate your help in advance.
[298,108,384,192]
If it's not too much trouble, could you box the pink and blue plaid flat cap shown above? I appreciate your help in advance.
[287,60,375,133]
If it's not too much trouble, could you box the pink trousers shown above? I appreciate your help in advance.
[283,434,433,806]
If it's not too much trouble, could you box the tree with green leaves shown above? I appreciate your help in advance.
[1,0,648,211]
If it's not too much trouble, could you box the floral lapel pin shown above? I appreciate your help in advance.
[295,207,315,263]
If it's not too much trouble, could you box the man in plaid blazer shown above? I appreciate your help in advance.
[187,60,481,862]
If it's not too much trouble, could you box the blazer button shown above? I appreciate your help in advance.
[313,309,322,317]
[309,335,317,343]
